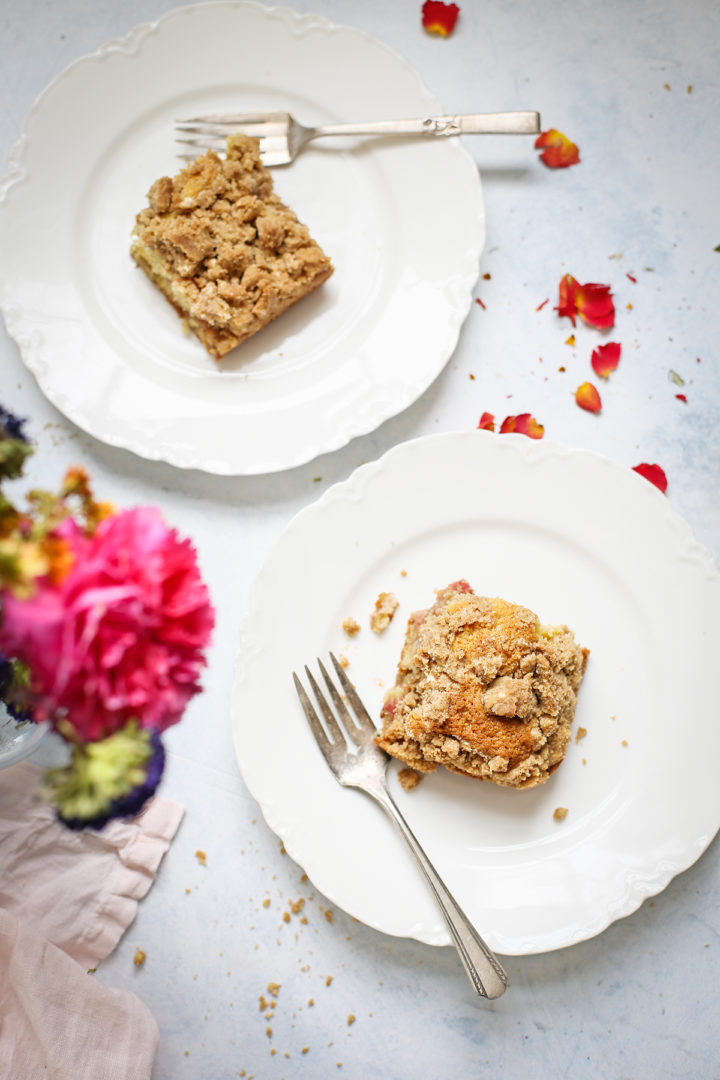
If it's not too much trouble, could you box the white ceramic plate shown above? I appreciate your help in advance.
[231,431,720,954]
[0,2,483,475]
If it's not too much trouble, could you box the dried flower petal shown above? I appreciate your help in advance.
[556,274,615,329]
[477,412,495,431]
[534,129,580,168]
[499,413,545,438]
[421,0,460,36]
[575,382,602,412]
[632,463,668,493]
[591,342,621,379]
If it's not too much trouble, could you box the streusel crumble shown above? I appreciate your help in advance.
[131,134,333,358]
[376,580,588,789]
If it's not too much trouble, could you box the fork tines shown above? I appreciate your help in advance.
[293,654,377,750]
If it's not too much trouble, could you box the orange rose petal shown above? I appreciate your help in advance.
[632,463,668,493]
[499,413,544,438]
[477,411,495,431]
[591,342,621,379]
[555,273,580,326]
[534,129,580,168]
[575,382,602,412]
[421,0,460,36]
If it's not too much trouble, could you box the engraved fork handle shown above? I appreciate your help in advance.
[307,111,540,140]
[368,782,508,999]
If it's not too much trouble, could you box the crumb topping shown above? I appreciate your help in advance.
[376,581,588,790]
[370,592,399,634]
[131,134,333,358]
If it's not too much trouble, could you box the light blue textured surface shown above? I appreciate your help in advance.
[2,2,718,1077]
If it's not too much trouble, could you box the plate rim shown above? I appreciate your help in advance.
[0,0,484,475]
[230,429,720,954]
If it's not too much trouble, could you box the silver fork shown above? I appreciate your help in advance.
[293,653,508,1000]
[176,110,540,166]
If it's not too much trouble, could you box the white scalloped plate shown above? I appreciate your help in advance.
[231,431,720,954]
[0,2,483,475]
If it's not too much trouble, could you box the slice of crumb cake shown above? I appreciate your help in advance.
[131,134,333,358]
[376,580,588,790]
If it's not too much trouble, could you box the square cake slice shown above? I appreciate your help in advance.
[131,134,333,358]
[376,580,588,790]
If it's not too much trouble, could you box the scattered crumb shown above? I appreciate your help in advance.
[308,998,315,1007]
[370,592,399,634]
[342,617,361,637]
[324,910,333,923]
[398,767,423,792]
[575,726,587,742]
[621,739,628,747]
[184,1050,189,1056]
[302,1047,310,1055]
[338,653,350,669]
[582,757,587,765]
[185,888,192,894]
[282,912,291,923]
[553,807,569,821]
[290,899,305,915]
[326,976,334,987]
[400,569,407,576]
[194,850,207,866]
[262,898,271,908]
[347,1014,356,1026]
[565,334,575,346]
[267,982,281,997]
[265,1027,272,1038]
[86,968,96,975]
[133,948,147,967]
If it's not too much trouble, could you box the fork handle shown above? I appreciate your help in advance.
[370,785,508,999]
[311,112,539,140]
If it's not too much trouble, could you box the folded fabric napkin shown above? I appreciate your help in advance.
[0,761,184,1080]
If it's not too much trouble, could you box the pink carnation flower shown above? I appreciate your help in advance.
[0,507,214,742]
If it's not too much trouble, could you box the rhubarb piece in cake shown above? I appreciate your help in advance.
[376,580,588,790]
[131,134,333,358]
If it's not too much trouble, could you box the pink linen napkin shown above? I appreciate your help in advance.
[0,760,184,1080]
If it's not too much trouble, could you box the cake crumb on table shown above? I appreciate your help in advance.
[553,807,569,821]
[575,726,587,742]
[338,653,350,668]
[342,617,361,637]
[194,849,207,866]
[347,1014,356,1026]
[133,948,147,966]
[370,592,399,633]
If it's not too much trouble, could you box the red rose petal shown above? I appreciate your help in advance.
[499,413,545,438]
[675,393,687,402]
[575,382,602,412]
[421,0,460,36]
[556,275,615,329]
[575,282,615,328]
[591,342,621,379]
[534,129,580,168]
[477,411,495,431]
[632,463,668,493]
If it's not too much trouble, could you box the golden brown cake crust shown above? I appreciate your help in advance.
[131,134,333,358]
[376,581,588,790]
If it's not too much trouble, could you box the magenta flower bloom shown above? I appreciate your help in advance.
[0,507,214,741]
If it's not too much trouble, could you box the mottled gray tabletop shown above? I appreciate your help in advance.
[2,1,718,1077]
